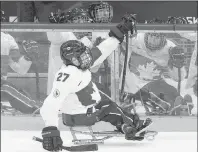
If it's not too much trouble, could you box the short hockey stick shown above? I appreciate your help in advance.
[33,136,98,151]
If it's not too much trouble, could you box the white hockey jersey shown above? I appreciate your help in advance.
[40,37,120,127]
[1,32,19,77]
[120,33,177,94]
[1,32,32,77]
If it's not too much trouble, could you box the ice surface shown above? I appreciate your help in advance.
[1,131,197,152]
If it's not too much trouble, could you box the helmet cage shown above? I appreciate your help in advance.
[89,2,113,23]
[144,32,167,52]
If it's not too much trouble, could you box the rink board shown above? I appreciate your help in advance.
[1,115,197,132]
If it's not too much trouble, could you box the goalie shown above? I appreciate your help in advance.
[40,15,152,152]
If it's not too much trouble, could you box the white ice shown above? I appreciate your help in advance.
[1,131,197,152]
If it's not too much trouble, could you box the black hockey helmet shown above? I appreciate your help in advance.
[60,40,93,70]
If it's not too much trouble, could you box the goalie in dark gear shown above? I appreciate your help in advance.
[88,2,113,23]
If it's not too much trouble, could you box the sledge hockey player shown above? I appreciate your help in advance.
[40,14,153,152]
[118,30,194,115]
[1,10,40,114]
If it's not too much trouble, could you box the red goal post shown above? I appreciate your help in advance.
[1,23,197,103]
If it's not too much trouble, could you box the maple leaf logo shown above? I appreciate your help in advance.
[137,62,160,80]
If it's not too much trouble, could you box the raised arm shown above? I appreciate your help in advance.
[90,14,137,69]
[4,33,36,75]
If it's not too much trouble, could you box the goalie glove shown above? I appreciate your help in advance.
[49,10,67,23]
[109,13,137,43]
[42,126,63,151]
[22,40,39,62]
[168,46,185,69]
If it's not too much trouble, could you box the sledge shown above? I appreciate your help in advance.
[62,113,158,145]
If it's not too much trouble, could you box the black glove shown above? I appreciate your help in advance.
[168,46,185,69]
[109,13,137,43]
[42,126,63,151]
[86,106,96,117]
[49,10,67,23]
[22,40,39,62]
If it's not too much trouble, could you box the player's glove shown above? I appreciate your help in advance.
[109,13,137,43]
[22,40,39,62]
[49,10,67,23]
[168,46,185,69]
[42,126,63,151]
[86,106,96,117]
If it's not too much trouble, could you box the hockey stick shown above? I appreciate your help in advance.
[120,14,137,102]
[32,136,98,151]
[34,63,41,102]
[178,68,181,95]
[120,32,129,99]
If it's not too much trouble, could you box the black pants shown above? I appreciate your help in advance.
[62,100,139,129]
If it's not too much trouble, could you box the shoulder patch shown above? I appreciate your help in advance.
[53,89,60,98]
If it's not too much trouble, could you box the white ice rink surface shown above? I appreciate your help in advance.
[1,131,197,152]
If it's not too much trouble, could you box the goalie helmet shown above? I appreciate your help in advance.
[60,40,93,70]
[88,2,113,23]
[65,8,93,23]
[144,32,167,52]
